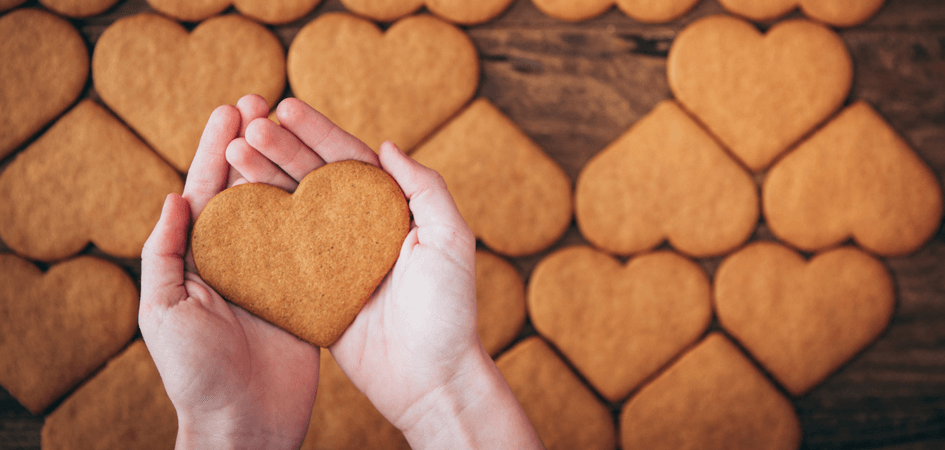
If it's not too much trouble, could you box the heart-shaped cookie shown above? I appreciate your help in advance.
[527,246,712,402]
[531,0,701,23]
[0,8,88,160]
[620,333,801,450]
[0,254,139,414]
[192,160,410,347]
[287,13,479,153]
[146,0,323,24]
[667,15,852,172]
[0,100,183,262]
[575,100,758,258]
[92,13,285,172]
[475,250,526,356]
[714,242,896,395]
[718,0,885,27]
[340,0,514,24]
[39,0,120,17]
[411,99,572,257]
[763,101,943,257]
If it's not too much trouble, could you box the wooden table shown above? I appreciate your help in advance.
[2,0,944,448]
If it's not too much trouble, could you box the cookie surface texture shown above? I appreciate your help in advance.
[0,100,184,262]
[0,255,138,414]
[287,13,479,152]
[475,250,526,356]
[92,13,285,172]
[576,100,758,257]
[146,0,324,24]
[718,0,885,27]
[620,333,801,450]
[0,8,88,160]
[527,246,712,402]
[763,101,943,257]
[497,337,616,450]
[0,0,27,12]
[192,160,410,347]
[41,341,178,450]
[39,0,120,17]
[714,242,895,395]
[667,15,852,172]
[531,0,700,22]
[340,0,514,24]
[300,349,410,450]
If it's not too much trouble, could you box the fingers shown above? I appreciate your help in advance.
[235,94,270,137]
[275,98,379,166]
[226,137,299,192]
[140,194,191,331]
[244,117,326,181]
[184,105,241,219]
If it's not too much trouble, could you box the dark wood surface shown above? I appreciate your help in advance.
[2,0,945,448]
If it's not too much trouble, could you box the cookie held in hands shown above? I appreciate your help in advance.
[191,160,410,347]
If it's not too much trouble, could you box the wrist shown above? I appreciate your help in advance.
[174,408,302,450]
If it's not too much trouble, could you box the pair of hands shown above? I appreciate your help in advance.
[140,95,541,449]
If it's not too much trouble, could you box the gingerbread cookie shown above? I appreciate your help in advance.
[475,250,526,356]
[531,0,700,23]
[39,0,120,17]
[0,0,27,12]
[192,160,410,347]
[668,15,852,172]
[340,0,514,24]
[147,0,324,24]
[714,242,896,395]
[92,13,285,172]
[718,0,885,27]
[620,333,801,450]
[496,337,616,450]
[300,349,410,449]
[0,8,88,160]
[0,100,184,262]
[411,99,572,257]
[287,13,479,153]
[763,101,943,257]
[0,255,138,414]
[527,246,712,402]
[41,341,177,450]
[575,100,758,258]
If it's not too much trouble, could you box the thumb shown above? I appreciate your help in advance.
[140,193,191,334]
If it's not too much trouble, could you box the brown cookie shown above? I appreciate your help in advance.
[300,349,410,450]
[620,333,801,450]
[575,100,758,258]
[496,337,615,450]
[92,13,285,172]
[667,15,852,172]
[0,0,27,12]
[714,242,896,395]
[146,0,324,24]
[763,101,944,257]
[531,0,700,23]
[41,341,178,450]
[287,13,479,153]
[340,0,514,24]
[0,8,88,160]
[718,0,886,27]
[192,160,410,347]
[527,246,712,402]
[39,0,120,17]
[411,99,572,257]
[0,100,184,262]
[475,250,526,356]
[0,254,138,414]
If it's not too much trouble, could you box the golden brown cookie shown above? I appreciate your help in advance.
[667,15,852,172]
[531,0,700,23]
[39,0,120,17]
[620,333,801,450]
[0,100,184,262]
[340,0,514,24]
[0,8,88,160]
[718,0,885,27]
[300,349,410,450]
[527,246,712,402]
[575,100,758,258]
[496,337,616,450]
[763,101,943,257]
[475,250,526,356]
[146,0,324,24]
[714,242,896,396]
[411,99,572,257]
[287,13,479,153]
[92,13,285,172]
[0,254,138,415]
[41,341,177,450]
[192,160,410,347]
[0,0,27,12]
